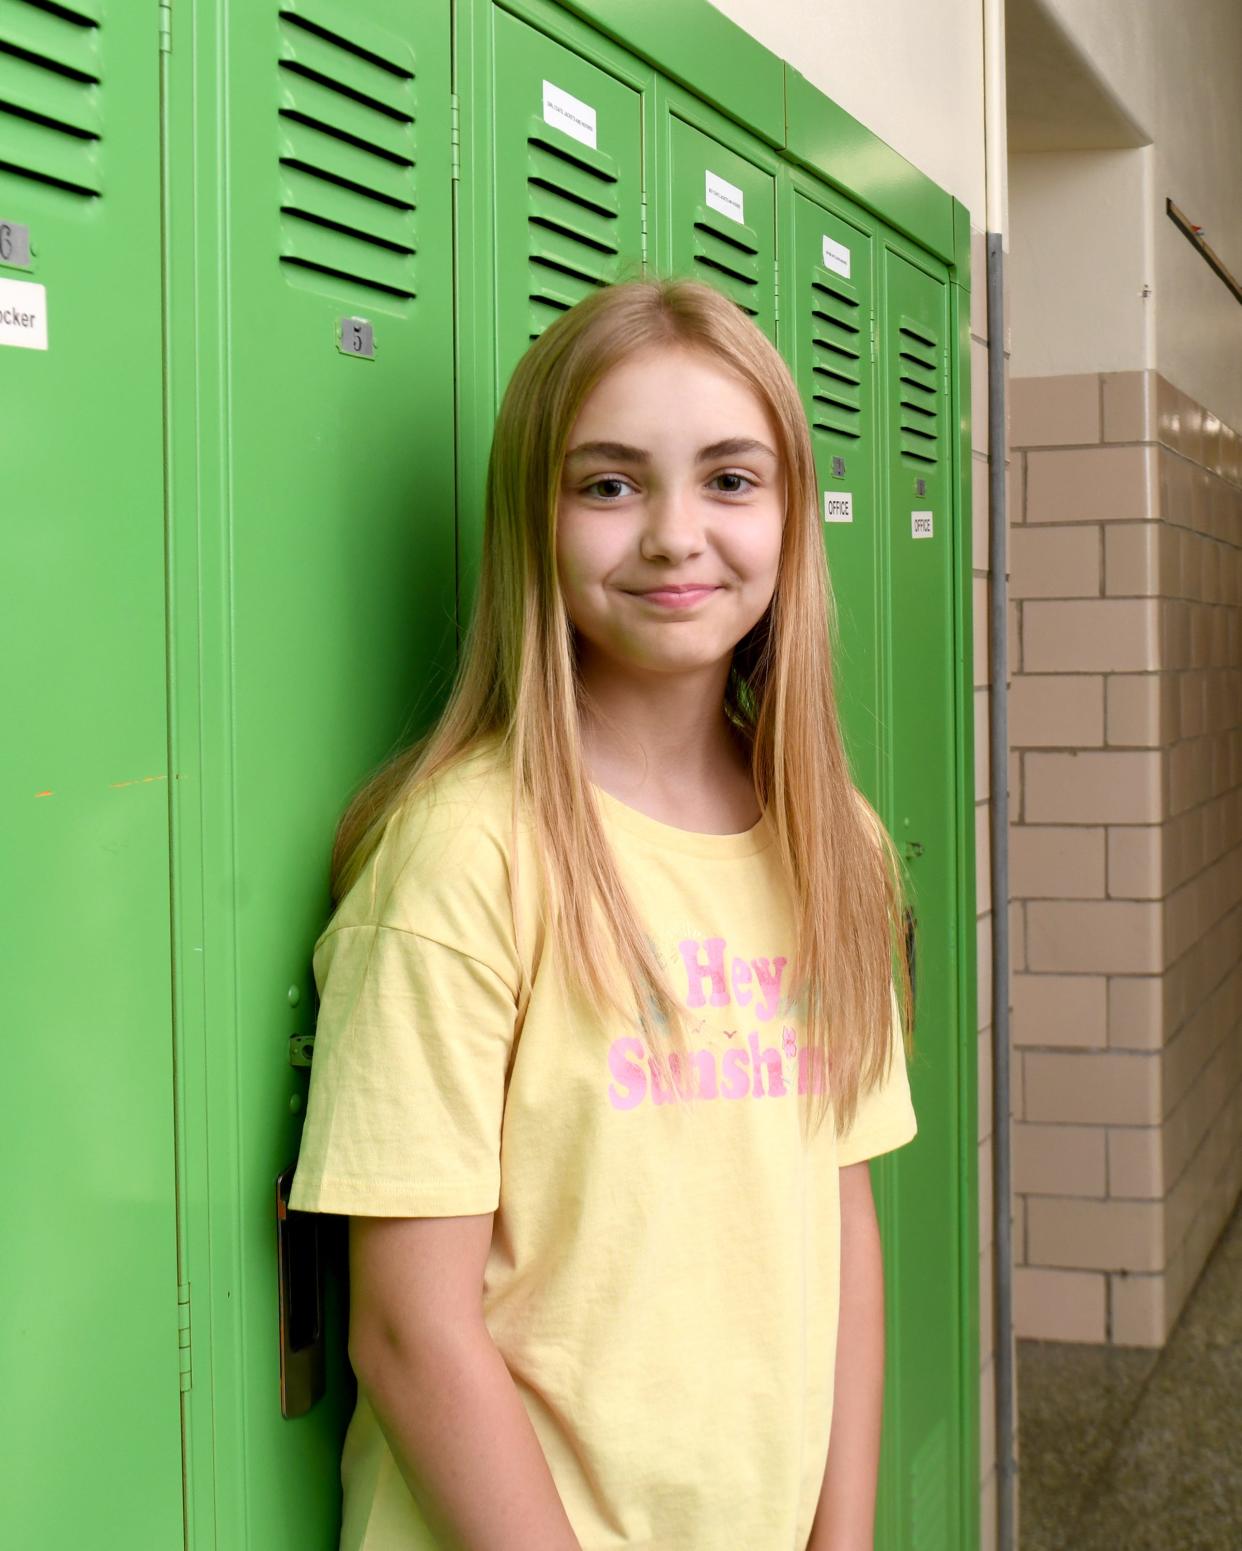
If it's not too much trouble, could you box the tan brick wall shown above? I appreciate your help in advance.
[1008,368,1242,1347]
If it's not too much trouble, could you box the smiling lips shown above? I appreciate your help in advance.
[632,584,720,608]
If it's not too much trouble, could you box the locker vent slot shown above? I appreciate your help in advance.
[525,125,620,338]
[0,1,102,198]
[277,4,418,301]
[809,266,863,442]
[896,317,940,466]
[692,208,760,317]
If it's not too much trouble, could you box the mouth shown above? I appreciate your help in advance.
[630,585,721,609]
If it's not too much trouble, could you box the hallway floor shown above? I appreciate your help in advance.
[1017,1193,1242,1549]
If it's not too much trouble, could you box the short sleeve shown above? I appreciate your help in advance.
[287,921,519,1216]
[834,984,918,1167]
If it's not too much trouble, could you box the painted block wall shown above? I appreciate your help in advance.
[1007,369,1242,1345]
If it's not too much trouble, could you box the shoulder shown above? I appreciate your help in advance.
[322,737,530,988]
[389,736,518,861]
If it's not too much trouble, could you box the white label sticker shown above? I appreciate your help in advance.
[823,491,854,524]
[542,80,597,149]
[822,235,852,279]
[705,170,745,224]
[0,276,47,350]
[911,510,934,539]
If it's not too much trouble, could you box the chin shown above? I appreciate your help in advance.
[640,646,732,676]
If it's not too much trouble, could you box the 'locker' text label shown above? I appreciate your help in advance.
[0,278,47,350]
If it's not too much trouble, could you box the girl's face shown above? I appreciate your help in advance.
[556,343,785,686]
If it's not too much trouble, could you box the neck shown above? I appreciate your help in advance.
[574,647,746,798]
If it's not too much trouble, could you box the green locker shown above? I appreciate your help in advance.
[655,80,779,340]
[491,2,644,376]
[456,0,650,616]
[162,0,458,1544]
[1,2,184,1546]
[877,243,965,1550]
[784,178,883,803]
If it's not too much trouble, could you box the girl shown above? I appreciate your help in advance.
[289,276,917,1551]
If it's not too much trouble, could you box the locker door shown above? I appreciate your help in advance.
[785,182,882,803]
[656,83,777,342]
[165,2,456,1545]
[491,4,645,387]
[879,245,964,1551]
[0,4,184,1547]
[455,0,647,613]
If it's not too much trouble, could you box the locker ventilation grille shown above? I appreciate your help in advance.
[0,1,102,198]
[896,317,940,466]
[692,209,760,317]
[525,128,620,339]
[277,6,418,301]
[809,267,863,442]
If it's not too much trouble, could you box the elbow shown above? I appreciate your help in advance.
[348,1304,487,1395]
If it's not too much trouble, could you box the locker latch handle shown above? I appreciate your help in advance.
[276,1164,325,1418]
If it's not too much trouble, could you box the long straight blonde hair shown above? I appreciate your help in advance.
[328,276,911,1142]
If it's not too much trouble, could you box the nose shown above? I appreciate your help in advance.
[639,482,706,564]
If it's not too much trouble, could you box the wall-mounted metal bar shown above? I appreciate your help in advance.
[1167,197,1242,306]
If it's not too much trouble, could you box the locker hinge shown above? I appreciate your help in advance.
[449,93,460,183]
[870,314,877,364]
[772,256,779,324]
[640,192,648,268]
[158,0,172,54]
[177,1280,192,1392]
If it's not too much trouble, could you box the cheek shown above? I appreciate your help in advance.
[555,517,614,630]
[554,509,587,583]
[729,516,784,582]
[558,510,619,590]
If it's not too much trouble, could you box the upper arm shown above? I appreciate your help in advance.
[838,1160,876,1228]
[348,1212,495,1377]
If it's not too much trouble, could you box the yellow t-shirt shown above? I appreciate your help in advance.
[289,740,918,1551]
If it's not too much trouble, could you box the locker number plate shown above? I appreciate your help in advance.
[0,220,32,270]
[911,511,934,538]
[339,317,375,358]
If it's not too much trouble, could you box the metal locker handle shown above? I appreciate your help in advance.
[276,1164,326,1418]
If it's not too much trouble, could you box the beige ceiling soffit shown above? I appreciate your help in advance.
[1006,0,1150,152]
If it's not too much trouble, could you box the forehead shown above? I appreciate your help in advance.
[568,344,776,444]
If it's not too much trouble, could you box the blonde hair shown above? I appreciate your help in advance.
[328,276,912,1142]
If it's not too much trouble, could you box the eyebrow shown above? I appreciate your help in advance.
[564,436,778,466]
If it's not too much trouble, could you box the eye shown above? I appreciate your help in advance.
[581,476,635,501]
[710,471,757,495]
